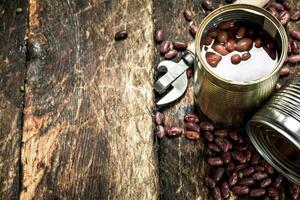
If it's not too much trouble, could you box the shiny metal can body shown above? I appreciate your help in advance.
[247,76,300,185]
[194,4,288,127]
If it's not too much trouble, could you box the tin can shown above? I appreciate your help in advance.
[247,76,300,185]
[194,4,288,127]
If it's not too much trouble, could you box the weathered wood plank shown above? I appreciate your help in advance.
[21,0,158,199]
[0,0,28,199]
[153,0,212,199]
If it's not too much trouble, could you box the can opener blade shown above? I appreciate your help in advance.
[155,43,195,106]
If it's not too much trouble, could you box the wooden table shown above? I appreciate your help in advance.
[0,0,299,199]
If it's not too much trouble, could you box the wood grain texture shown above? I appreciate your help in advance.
[0,0,28,199]
[21,0,158,199]
[153,0,212,199]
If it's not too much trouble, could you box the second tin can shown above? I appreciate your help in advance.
[194,4,288,127]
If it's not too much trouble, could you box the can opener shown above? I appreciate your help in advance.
[154,0,269,107]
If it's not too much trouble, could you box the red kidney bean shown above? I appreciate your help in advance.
[183,8,193,21]
[232,185,249,195]
[221,182,230,199]
[241,52,251,61]
[208,157,223,166]
[236,38,253,52]
[164,49,177,59]
[189,24,198,36]
[184,131,200,140]
[203,131,214,142]
[226,162,235,176]
[208,28,219,38]
[289,28,300,41]
[254,38,263,48]
[239,177,255,186]
[228,131,238,141]
[202,0,213,10]
[225,38,236,52]
[235,142,249,151]
[214,129,228,137]
[166,126,182,136]
[156,125,165,139]
[202,36,213,45]
[283,0,290,9]
[252,172,268,181]
[204,177,216,188]
[231,54,241,65]
[291,10,300,21]
[206,52,222,67]
[218,19,235,30]
[273,175,283,188]
[241,167,255,177]
[185,122,200,133]
[213,44,229,56]
[250,188,266,197]
[155,30,163,43]
[245,150,252,161]
[250,153,260,165]
[114,29,128,41]
[215,137,231,152]
[290,183,300,200]
[200,121,214,131]
[260,177,272,188]
[236,27,246,38]
[159,41,171,54]
[260,161,274,174]
[278,10,290,26]
[173,41,188,50]
[184,114,199,123]
[287,54,300,63]
[264,47,276,60]
[208,143,221,152]
[214,167,225,182]
[271,2,284,11]
[255,165,265,172]
[268,188,279,200]
[235,164,246,172]
[155,111,164,125]
[232,151,246,163]
[229,172,238,186]
[187,68,193,78]
[280,67,290,77]
[291,40,300,54]
[268,7,279,18]
[222,151,231,164]
[217,31,228,43]
[288,40,292,53]
[213,187,222,200]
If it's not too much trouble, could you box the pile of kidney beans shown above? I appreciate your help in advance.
[155,112,300,199]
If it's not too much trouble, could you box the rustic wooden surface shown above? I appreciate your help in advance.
[0,0,28,199]
[1,0,300,199]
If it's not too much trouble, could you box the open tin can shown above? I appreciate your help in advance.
[247,76,300,185]
[194,4,288,127]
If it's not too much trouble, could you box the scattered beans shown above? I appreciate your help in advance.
[214,129,228,137]
[268,188,279,200]
[236,27,246,38]
[236,38,253,52]
[239,177,255,186]
[226,162,235,176]
[155,112,164,125]
[221,182,230,198]
[199,121,214,131]
[208,157,223,166]
[159,41,171,54]
[291,10,300,21]
[202,36,213,45]
[203,131,214,142]
[278,10,290,26]
[254,38,262,48]
[255,165,265,172]
[222,151,231,164]
[208,28,219,38]
[184,114,199,123]
[271,2,284,11]
[155,30,164,43]
[214,167,225,182]
[250,188,266,197]
[241,167,255,177]
[173,41,188,50]
[242,52,251,61]
[231,54,241,65]
[204,177,216,188]
[218,19,235,30]
[280,67,290,77]
[202,0,213,10]
[260,177,272,188]
[291,40,300,54]
[232,185,249,195]
[289,28,300,41]
[208,143,221,152]
[229,172,238,186]
[156,126,165,139]
[213,187,222,200]
[215,137,231,152]
[164,49,177,59]
[250,153,260,165]
[166,126,182,137]
[273,175,283,188]
[184,131,200,140]
[114,29,128,41]
[183,8,193,21]
[213,44,229,56]
[283,0,290,10]
[252,172,268,181]
[189,24,198,36]
[269,7,279,18]
[225,39,236,52]
[185,122,200,133]
[287,54,300,63]
[217,31,228,43]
